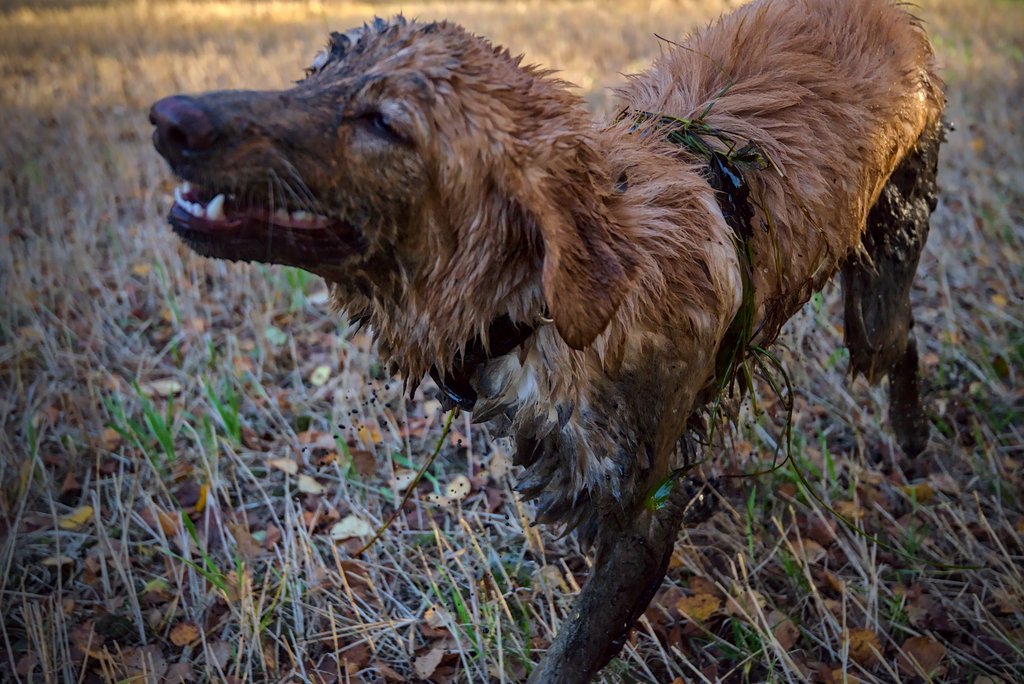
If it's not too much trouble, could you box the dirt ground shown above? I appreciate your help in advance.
[1,0,1022,682]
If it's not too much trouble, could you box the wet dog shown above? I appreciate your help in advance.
[151,0,943,679]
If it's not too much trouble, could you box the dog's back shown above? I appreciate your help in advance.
[623,0,944,346]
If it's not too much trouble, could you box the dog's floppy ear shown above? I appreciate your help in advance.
[523,165,637,350]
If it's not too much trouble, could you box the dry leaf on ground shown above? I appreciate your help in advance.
[169,621,201,647]
[59,505,94,530]
[769,610,799,650]
[140,379,182,397]
[412,642,446,680]
[330,515,374,540]
[269,458,298,475]
[898,635,946,676]
[847,628,882,666]
[677,593,721,621]
[297,474,324,494]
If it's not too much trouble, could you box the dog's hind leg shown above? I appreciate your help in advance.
[842,125,942,457]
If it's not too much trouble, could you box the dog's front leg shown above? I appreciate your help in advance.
[528,478,713,683]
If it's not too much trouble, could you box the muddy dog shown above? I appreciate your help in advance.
[151,0,943,680]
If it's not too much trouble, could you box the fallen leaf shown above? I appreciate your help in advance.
[425,605,453,629]
[390,469,417,490]
[209,640,232,670]
[928,473,960,495]
[835,500,867,521]
[173,481,204,509]
[194,484,208,513]
[791,538,826,564]
[412,642,446,680]
[898,635,946,676]
[297,474,324,495]
[264,326,288,347]
[769,610,799,650]
[227,521,262,560]
[123,645,168,680]
[310,365,331,387]
[992,588,1022,614]
[348,449,377,477]
[164,661,192,682]
[15,653,38,677]
[269,458,298,475]
[70,621,110,660]
[372,659,405,682]
[263,524,282,549]
[830,669,862,684]
[41,555,74,568]
[140,379,182,397]
[677,593,721,621]
[330,515,374,541]
[100,427,123,451]
[169,621,201,647]
[59,505,94,530]
[900,482,936,503]
[297,430,335,448]
[445,475,472,501]
[726,589,766,620]
[847,628,882,666]
[59,470,82,498]
[314,451,339,468]
[689,576,720,596]
[357,424,382,446]
[340,643,371,673]
[668,550,686,570]
[157,509,181,536]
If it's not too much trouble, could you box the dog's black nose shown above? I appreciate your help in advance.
[150,96,218,159]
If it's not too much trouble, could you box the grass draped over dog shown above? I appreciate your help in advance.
[2,0,1023,682]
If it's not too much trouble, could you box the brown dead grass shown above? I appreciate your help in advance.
[1,0,1022,682]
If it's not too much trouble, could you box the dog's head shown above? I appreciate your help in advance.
[150,17,637,370]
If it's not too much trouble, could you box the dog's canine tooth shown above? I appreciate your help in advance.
[206,193,226,220]
[173,185,184,206]
[292,210,311,221]
[181,181,192,194]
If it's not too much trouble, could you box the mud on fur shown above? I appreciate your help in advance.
[150,0,945,680]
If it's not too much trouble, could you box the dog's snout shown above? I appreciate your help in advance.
[150,96,218,160]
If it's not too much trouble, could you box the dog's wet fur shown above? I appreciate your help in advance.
[151,0,944,677]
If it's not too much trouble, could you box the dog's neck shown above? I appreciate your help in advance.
[428,315,538,410]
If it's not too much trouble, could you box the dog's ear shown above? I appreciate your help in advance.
[523,166,636,350]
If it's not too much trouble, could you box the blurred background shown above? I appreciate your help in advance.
[1,1,1022,682]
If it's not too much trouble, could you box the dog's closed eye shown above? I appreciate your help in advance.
[353,111,410,145]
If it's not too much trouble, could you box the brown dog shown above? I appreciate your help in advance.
[151,0,943,679]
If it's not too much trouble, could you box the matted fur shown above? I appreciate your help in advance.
[151,0,944,548]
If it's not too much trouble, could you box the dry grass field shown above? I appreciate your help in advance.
[1,0,1022,682]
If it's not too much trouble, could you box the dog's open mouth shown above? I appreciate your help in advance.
[167,181,364,267]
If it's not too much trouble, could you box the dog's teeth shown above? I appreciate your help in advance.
[189,202,204,218]
[292,211,311,221]
[174,185,184,205]
[181,181,192,194]
[274,208,290,221]
[206,194,225,220]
